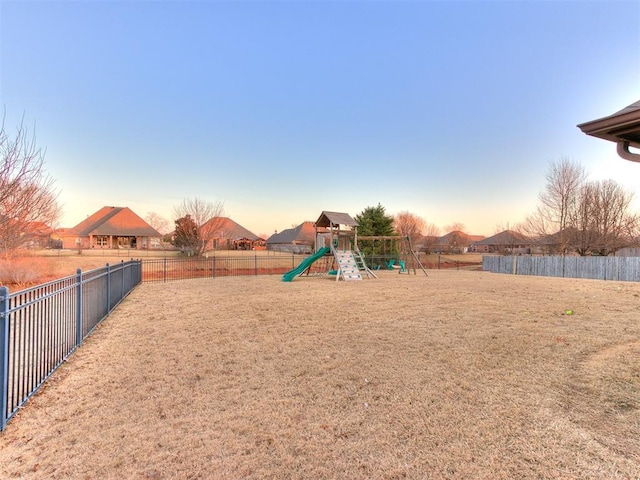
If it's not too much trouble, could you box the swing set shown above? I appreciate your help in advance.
[356,235,428,276]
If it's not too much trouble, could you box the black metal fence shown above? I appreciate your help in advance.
[141,253,479,282]
[0,260,141,431]
[141,254,307,282]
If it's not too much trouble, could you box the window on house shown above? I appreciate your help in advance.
[96,236,108,247]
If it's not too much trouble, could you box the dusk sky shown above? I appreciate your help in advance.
[1,0,639,237]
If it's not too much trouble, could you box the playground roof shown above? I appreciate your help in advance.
[315,211,358,228]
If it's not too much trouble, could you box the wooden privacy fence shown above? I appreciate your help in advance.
[483,255,640,282]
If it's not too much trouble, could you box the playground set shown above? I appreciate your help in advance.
[282,211,428,282]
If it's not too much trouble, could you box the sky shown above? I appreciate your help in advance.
[1,0,639,238]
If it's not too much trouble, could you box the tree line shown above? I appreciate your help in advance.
[2,116,639,260]
[521,158,639,256]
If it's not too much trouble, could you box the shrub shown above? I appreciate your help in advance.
[0,257,46,288]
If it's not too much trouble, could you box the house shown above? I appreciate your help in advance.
[267,221,316,254]
[433,231,485,254]
[0,216,58,250]
[201,217,265,251]
[25,222,58,249]
[56,206,162,250]
[471,230,532,254]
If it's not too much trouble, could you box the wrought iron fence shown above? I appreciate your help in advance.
[0,260,141,431]
[141,254,307,282]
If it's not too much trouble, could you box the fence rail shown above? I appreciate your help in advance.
[482,255,640,282]
[141,254,311,282]
[0,260,141,431]
[141,253,479,282]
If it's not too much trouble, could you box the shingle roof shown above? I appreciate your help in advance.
[473,230,529,245]
[203,217,262,240]
[435,231,485,246]
[71,206,161,237]
[315,211,358,228]
[267,221,315,244]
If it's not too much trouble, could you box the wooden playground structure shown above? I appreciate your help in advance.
[282,211,427,282]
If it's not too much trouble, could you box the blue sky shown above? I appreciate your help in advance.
[1,0,639,237]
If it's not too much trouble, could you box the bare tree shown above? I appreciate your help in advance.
[572,179,636,256]
[0,114,60,258]
[173,197,224,255]
[421,222,441,254]
[444,222,465,234]
[145,212,170,235]
[394,211,426,246]
[536,157,586,253]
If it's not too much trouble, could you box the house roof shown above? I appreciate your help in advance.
[473,230,529,246]
[435,231,485,246]
[267,221,316,244]
[577,100,640,160]
[315,211,358,228]
[202,217,262,241]
[26,222,54,236]
[70,206,161,237]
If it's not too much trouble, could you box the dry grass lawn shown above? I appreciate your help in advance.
[0,270,638,479]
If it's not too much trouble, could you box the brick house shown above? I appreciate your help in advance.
[56,206,162,250]
[201,217,266,250]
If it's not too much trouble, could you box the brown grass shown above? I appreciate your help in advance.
[0,270,638,479]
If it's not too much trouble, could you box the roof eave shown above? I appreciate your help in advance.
[578,102,640,155]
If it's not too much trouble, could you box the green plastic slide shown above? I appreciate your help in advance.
[282,247,331,282]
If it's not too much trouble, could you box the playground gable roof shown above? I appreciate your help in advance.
[315,211,358,228]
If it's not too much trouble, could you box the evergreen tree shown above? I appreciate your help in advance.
[355,203,395,236]
[355,204,396,259]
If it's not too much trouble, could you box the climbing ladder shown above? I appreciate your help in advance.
[354,247,377,279]
[334,250,362,281]
[331,248,378,281]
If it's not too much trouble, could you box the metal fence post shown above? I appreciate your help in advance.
[0,286,9,431]
[106,263,111,313]
[255,254,258,276]
[76,268,83,348]
[121,260,125,300]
